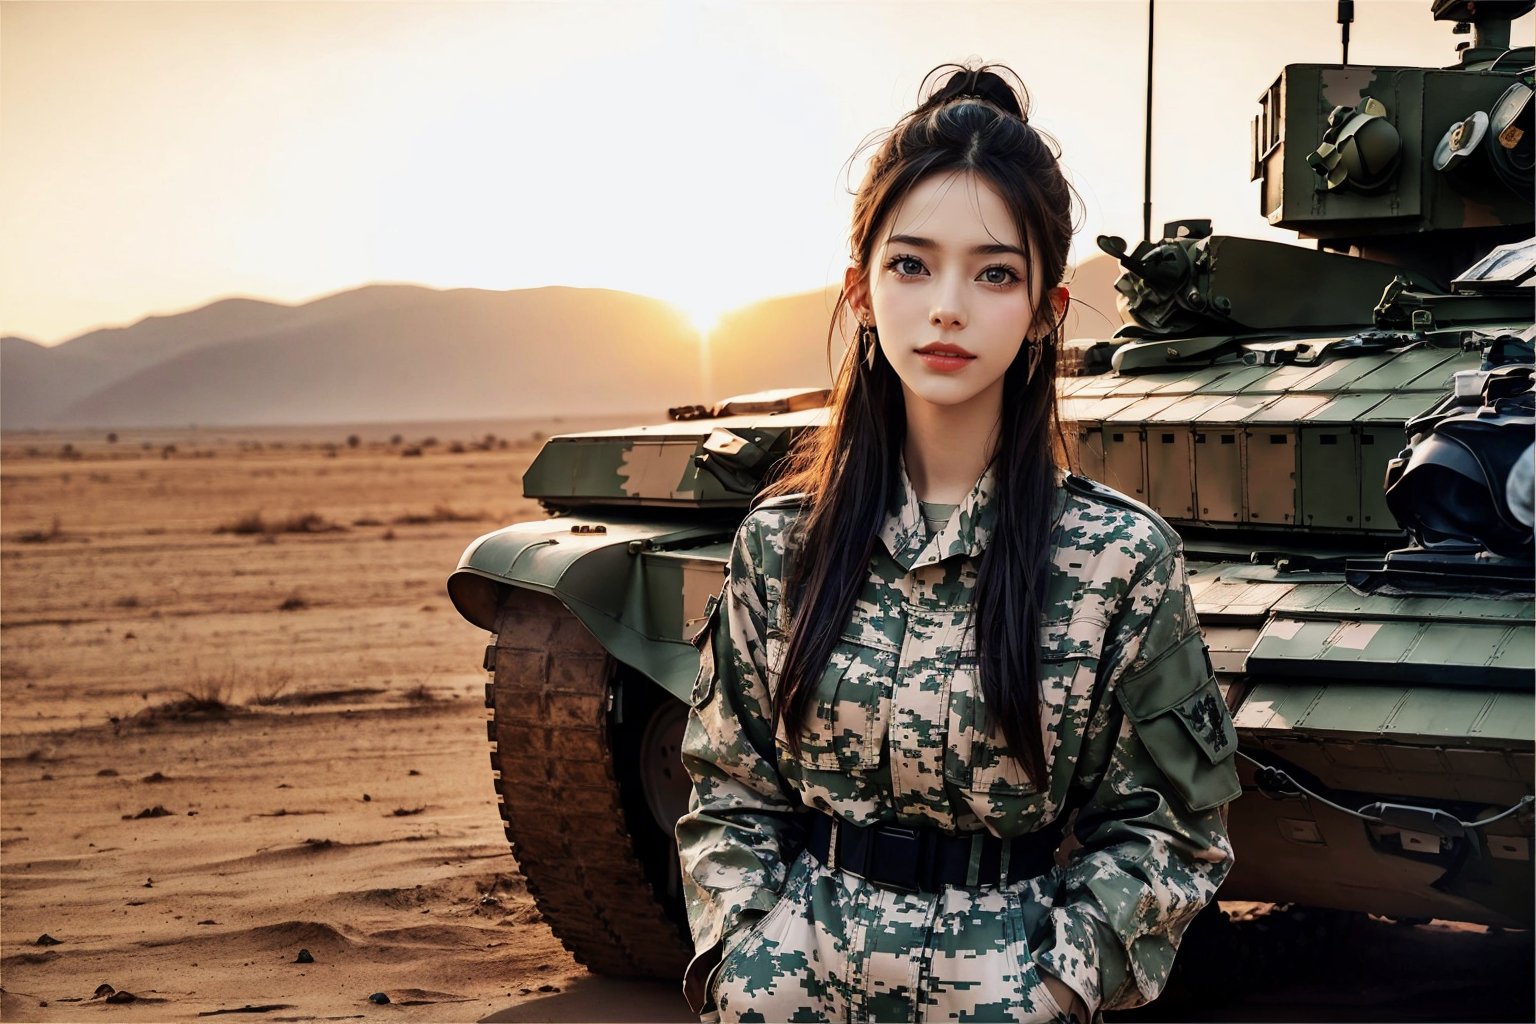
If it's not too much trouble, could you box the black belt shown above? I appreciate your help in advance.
[805,813,1062,894]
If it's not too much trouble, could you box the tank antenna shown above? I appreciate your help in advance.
[1142,0,1155,243]
[1338,0,1355,64]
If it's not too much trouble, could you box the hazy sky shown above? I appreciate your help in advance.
[1,1,1516,344]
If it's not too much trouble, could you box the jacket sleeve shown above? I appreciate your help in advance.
[1035,547,1241,1015]
[675,513,803,1013]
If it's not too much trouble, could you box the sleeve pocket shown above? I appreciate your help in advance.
[689,588,724,709]
[1117,634,1241,812]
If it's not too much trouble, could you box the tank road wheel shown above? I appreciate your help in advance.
[486,588,693,978]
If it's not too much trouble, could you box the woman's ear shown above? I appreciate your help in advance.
[844,265,872,324]
[1033,285,1069,339]
[1048,285,1069,328]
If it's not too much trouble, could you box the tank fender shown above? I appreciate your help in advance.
[448,516,734,703]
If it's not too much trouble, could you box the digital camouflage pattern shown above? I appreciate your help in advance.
[677,462,1241,1021]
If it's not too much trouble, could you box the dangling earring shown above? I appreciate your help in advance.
[861,323,879,371]
[1024,332,1044,380]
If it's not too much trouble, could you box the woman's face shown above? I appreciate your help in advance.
[852,170,1049,411]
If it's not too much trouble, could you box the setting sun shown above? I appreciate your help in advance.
[683,303,725,340]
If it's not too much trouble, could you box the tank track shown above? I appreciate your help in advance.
[486,588,693,978]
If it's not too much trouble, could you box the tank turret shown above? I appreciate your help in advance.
[1074,2,1534,545]
[1253,0,1533,282]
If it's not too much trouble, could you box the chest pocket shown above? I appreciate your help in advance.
[944,618,1100,796]
[771,632,895,770]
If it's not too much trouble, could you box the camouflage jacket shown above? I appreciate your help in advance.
[677,463,1241,1016]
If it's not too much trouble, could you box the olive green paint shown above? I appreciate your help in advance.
[449,516,734,702]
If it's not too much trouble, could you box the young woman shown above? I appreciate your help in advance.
[677,66,1241,1023]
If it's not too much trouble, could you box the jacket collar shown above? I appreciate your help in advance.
[877,456,998,572]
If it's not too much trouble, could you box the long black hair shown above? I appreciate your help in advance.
[761,64,1078,786]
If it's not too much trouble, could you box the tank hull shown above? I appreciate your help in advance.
[454,522,1534,934]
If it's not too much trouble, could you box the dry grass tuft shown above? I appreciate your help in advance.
[129,666,300,722]
[279,512,346,533]
[247,671,295,706]
[402,683,437,703]
[16,516,67,543]
[260,686,385,707]
[216,512,269,535]
[390,505,484,526]
[133,682,240,725]
[215,511,348,536]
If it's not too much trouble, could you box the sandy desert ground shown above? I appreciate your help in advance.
[2,423,1531,1023]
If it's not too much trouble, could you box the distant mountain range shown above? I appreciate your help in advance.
[2,256,1122,430]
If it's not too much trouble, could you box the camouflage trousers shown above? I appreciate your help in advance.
[711,849,1076,1023]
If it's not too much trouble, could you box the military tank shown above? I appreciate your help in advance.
[448,0,1534,981]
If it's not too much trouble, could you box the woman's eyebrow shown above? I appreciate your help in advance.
[886,234,1025,258]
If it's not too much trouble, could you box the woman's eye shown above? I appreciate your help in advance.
[981,266,1020,286]
[890,256,926,277]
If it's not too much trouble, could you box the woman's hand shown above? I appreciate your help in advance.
[1041,971,1088,1024]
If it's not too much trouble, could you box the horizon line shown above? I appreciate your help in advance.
[6,248,1124,347]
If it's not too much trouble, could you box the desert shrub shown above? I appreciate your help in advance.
[346,434,361,449]
[401,446,423,457]
[277,593,308,612]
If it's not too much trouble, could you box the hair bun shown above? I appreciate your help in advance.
[928,67,1026,122]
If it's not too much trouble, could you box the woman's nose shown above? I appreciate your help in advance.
[930,282,967,329]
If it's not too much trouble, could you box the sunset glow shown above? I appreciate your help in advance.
[1,1,1512,345]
